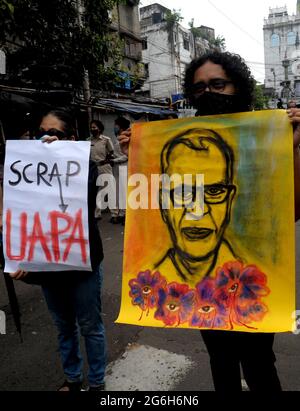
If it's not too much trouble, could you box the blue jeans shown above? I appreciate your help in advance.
[42,264,106,386]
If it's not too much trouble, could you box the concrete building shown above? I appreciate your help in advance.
[110,0,144,93]
[140,3,214,100]
[264,1,300,103]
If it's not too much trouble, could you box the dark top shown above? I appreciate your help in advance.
[88,160,104,268]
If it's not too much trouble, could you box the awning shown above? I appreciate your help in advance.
[96,98,176,116]
[0,90,37,110]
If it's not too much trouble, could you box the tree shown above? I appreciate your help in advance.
[0,0,121,91]
[213,35,226,51]
[0,1,14,40]
[165,9,183,54]
[254,84,269,110]
[165,8,183,28]
[188,19,202,39]
[189,19,226,54]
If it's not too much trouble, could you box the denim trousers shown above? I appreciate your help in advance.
[42,264,106,386]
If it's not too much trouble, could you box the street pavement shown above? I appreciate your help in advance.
[0,214,299,391]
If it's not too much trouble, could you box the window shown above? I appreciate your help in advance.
[152,13,162,24]
[142,38,148,50]
[271,33,280,47]
[287,31,296,45]
[125,41,130,56]
[144,63,149,78]
[183,37,190,51]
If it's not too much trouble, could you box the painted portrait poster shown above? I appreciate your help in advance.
[117,110,295,332]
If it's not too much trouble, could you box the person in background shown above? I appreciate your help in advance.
[9,110,106,392]
[277,98,284,109]
[287,99,297,109]
[20,129,31,140]
[111,116,130,225]
[118,50,300,392]
[88,120,116,221]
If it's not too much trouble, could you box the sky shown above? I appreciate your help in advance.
[139,0,299,83]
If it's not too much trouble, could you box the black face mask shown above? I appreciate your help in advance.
[194,92,246,117]
[90,129,99,137]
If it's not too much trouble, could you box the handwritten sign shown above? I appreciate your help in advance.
[3,140,91,273]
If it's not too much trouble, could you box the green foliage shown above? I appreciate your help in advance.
[213,35,226,51]
[0,0,121,90]
[188,19,202,39]
[165,9,183,29]
[0,0,14,13]
[254,84,269,110]
[0,1,14,40]
[189,19,226,52]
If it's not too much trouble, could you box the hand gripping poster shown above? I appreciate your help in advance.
[117,110,296,332]
[3,140,91,273]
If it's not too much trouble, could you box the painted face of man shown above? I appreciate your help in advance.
[162,137,235,261]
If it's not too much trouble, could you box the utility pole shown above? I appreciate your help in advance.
[270,68,277,106]
[282,55,291,103]
[76,0,92,125]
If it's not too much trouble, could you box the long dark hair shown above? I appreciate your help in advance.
[184,51,255,112]
[43,109,76,139]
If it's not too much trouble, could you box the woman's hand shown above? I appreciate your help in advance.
[41,135,59,144]
[288,109,300,221]
[287,108,300,148]
[9,270,28,280]
[118,128,131,156]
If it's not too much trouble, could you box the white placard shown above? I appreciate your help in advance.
[3,140,91,273]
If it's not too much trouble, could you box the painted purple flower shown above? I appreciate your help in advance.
[154,283,196,326]
[215,261,270,329]
[129,270,167,318]
[191,278,229,329]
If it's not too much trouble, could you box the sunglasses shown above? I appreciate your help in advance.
[36,128,67,140]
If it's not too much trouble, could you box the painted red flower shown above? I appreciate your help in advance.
[154,282,196,326]
[129,270,167,318]
[191,278,229,329]
[215,261,270,329]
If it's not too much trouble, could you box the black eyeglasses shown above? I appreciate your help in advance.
[191,79,233,96]
[169,184,235,207]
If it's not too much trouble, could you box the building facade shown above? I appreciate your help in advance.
[110,0,144,93]
[140,3,214,100]
[264,1,300,102]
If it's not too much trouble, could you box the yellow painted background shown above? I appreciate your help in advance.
[117,110,295,332]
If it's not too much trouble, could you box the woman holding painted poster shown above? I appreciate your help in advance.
[9,110,106,392]
[118,51,300,392]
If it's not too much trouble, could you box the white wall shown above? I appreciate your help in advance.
[264,11,300,98]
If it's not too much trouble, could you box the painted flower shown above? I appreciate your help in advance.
[215,261,270,329]
[154,282,196,326]
[129,270,167,317]
[190,278,229,329]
